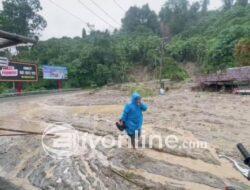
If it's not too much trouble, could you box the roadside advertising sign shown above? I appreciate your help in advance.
[43,66,68,80]
[0,61,38,82]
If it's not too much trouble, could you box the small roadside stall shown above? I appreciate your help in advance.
[197,66,250,94]
[0,30,38,95]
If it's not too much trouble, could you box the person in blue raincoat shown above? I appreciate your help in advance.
[119,92,148,148]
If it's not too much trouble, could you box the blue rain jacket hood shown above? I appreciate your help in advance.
[121,93,148,135]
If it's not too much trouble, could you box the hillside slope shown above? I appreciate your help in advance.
[167,5,250,73]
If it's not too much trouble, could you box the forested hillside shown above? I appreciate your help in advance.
[167,4,250,72]
[0,0,249,92]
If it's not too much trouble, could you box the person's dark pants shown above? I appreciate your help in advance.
[128,130,141,148]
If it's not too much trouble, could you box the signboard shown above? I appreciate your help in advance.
[0,61,38,82]
[43,66,68,80]
[0,57,9,67]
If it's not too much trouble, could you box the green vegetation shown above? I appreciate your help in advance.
[0,0,46,37]
[235,38,250,66]
[121,4,160,35]
[166,4,250,73]
[0,0,249,92]
[0,85,5,94]
[162,58,189,81]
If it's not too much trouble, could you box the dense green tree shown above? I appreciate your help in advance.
[235,0,248,7]
[82,28,87,38]
[121,4,160,35]
[0,16,3,27]
[159,0,189,35]
[159,0,205,35]
[0,0,46,37]
[235,38,250,66]
[201,0,210,13]
[189,2,201,20]
[166,5,250,72]
[222,0,234,10]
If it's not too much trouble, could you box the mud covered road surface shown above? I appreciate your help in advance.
[0,83,249,190]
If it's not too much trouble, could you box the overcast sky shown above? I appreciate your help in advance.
[0,0,223,40]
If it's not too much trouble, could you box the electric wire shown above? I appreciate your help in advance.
[113,0,126,12]
[88,0,120,25]
[47,0,89,26]
[78,0,116,29]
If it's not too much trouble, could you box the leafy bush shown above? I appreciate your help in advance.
[162,58,189,81]
[0,85,5,94]
[235,38,250,66]
[166,37,206,63]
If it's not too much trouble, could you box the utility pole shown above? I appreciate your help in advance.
[159,41,164,86]
[159,37,171,89]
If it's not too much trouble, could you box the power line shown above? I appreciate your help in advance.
[88,0,120,25]
[78,0,116,29]
[47,0,89,26]
[113,0,126,12]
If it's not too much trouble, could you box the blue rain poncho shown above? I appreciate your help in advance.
[121,93,148,135]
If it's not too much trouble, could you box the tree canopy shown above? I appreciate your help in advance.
[222,0,234,10]
[0,0,47,37]
[201,0,210,13]
[235,0,248,7]
[121,4,160,35]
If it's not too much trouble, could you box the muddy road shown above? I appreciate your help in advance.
[0,84,249,190]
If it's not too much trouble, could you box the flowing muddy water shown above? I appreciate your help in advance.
[0,86,249,189]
